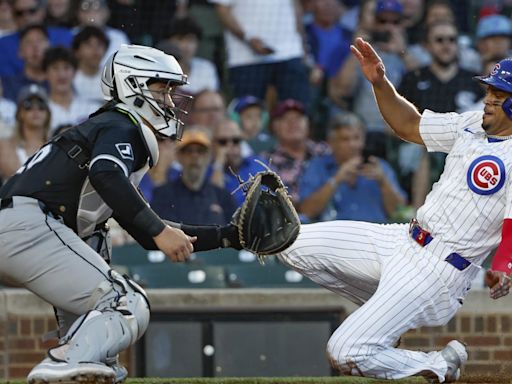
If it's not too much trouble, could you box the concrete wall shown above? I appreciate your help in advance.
[1,288,512,379]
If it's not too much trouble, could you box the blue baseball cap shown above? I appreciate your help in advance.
[476,15,512,39]
[375,0,403,16]
[233,95,263,114]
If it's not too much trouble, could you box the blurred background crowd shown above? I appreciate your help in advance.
[0,0,509,246]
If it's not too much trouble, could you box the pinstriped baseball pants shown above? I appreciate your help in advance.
[278,220,480,381]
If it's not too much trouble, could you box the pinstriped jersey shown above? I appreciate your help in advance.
[417,110,512,265]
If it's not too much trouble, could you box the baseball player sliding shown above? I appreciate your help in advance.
[0,45,242,383]
[277,37,512,383]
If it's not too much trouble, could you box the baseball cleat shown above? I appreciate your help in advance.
[27,358,115,384]
[441,340,467,383]
[106,356,128,383]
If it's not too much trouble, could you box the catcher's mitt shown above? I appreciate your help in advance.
[231,167,300,259]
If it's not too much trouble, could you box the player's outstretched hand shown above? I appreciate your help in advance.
[350,37,386,86]
[485,269,511,299]
[154,225,196,262]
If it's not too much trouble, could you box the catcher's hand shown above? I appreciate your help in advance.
[231,167,300,259]
[485,270,511,299]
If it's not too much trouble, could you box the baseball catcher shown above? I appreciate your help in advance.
[0,43,299,384]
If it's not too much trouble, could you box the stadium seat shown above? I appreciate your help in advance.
[129,263,228,289]
[111,243,151,266]
[225,264,318,288]
[187,248,277,266]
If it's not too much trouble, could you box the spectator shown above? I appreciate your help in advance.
[398,20,484,114]
[211,0,311,108]
[0,0,16,37]
[75,0,129,65]
[304,0,352,135]
[0,80,18,138]
[299,112,406,223]
[1,24,49,102]
[46,0,77,28]
[188,89,226,128]
[475,15,512,68]
[329,0,408,158]
[139,138,181,202]
[210,118,267,206]
[397,19,485,208]
[0,0,73,76]
[151,127,237,225]
[0,84,50,180]
[229,95,275,156]
[163,16,219,95]
[401,0,425,45]
[305,0,351,81]
[263,99,328,207]
[107,0,187,45]
[72,25,109,104]
[406,0,481,72]
[43,46,101,132]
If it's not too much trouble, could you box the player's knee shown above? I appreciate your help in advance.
[326,334,368,369]
[89,270,150,340]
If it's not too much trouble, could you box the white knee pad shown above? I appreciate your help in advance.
[49,271,150,364]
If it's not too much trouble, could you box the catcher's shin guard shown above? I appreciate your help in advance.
[48,271,150,364]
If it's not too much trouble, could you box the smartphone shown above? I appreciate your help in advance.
[362,147,373,164]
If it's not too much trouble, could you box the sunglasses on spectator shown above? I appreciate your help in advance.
[216,137,241,146]
[14,6,39,17]
[376,17,401,25]
[80,1,103,11]
[433,36,457,44]
[21,99,47,111]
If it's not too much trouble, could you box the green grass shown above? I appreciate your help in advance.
[126,379,424,384]
[3,376,511,384]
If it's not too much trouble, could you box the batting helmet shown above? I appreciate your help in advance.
[101,44,191,139]
[475,58,512,119]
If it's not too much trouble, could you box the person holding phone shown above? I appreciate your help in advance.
[211,0,311,108]
[298,112,406,223]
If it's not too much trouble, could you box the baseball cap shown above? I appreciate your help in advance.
[233,95,263,114]
[375,0,403,16]
[17,84,48,104]
[476,15,512,39]
[176,129,211,150]
[271,99,305,119]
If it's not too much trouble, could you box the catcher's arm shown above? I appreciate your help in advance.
[165,220,242,252]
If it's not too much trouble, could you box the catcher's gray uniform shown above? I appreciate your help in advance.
[0,103,160,382]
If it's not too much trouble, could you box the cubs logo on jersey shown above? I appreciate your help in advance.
[466,155,506,195]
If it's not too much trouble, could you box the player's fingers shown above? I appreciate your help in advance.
[350,45,364,62]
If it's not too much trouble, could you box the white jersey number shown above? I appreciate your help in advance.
[16,144,52,174]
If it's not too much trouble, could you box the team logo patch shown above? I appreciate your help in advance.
[116,143,134,160]
[466,155,505,195]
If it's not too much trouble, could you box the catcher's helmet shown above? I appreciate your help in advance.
[475,58,512,119]
[101,44,191,139]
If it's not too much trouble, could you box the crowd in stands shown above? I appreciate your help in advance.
[0,0,510,247]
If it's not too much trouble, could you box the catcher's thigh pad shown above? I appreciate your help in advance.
[49,272,150,363]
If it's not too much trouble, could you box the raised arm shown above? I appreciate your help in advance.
[351,37,423,145]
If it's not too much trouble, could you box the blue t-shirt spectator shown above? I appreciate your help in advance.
[305,22,351,78]
[151,178,237,226]
[0,27,73,76]
[299,154,406,223]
